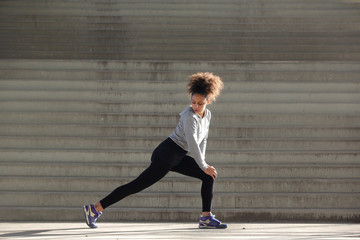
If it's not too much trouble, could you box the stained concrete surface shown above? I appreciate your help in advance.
[0,222,359,240]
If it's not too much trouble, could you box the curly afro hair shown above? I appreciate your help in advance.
[187,72,224,102]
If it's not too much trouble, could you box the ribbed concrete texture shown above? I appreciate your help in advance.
[0,0,360,223]
[1,0,360,60]
[0,60,359,222]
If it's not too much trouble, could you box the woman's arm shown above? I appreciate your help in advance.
[183,115,208,170]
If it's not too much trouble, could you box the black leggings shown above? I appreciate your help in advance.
[100,138,214,212]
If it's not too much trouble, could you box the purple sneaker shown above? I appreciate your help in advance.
[199,214,227,229]
[83,204,102,228]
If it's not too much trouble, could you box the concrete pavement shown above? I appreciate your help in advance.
[0,222,359,240]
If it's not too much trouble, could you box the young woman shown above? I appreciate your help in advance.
[83,72,227,229]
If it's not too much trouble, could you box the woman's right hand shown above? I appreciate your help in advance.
[204,165,217,180]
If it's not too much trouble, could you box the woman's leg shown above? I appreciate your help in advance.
[171,156,227,229]
[84,161,170,228]
[98,138,187,210]
[84,138,187,228]
[171,156,214,214]
[99,162,170,210]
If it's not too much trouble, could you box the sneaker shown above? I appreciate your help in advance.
[83,204,102,228]
[199,214,227,229]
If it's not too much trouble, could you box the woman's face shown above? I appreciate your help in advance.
[191,93,210,117]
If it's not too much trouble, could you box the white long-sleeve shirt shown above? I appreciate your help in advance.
[169,106,211,170]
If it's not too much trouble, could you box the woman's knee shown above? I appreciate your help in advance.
[202,174,215,184]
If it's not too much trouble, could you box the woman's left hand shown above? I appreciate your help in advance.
[204,165,217,180]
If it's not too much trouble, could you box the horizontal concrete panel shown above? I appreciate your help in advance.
[1,112,359,126]
[1,101,359,114]
[0,136,359,151]
[1,7,358,17]
[2,69,360,81]
[2,52,360,61]
[3,43,360,55]
[2,60,360,72]
[2,15,360,25]
[1,124,359,138]
[1,176,359,193]
[1,149,359,164]
[1,91,359,103]
[1,1,356,12]
[2,31,359,43]
[2,191,359,209]
[1,162,359,178]
[2,81,360,94]
[2,29,360,40]
[2,21,360,32]
[4,35,360,47]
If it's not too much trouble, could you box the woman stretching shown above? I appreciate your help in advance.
[83,72,227,229]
